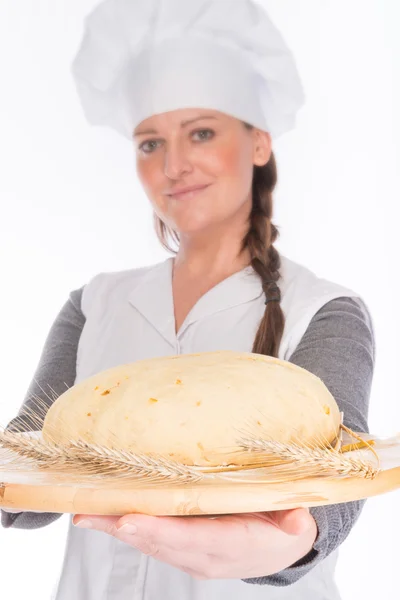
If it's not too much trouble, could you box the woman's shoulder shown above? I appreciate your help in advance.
[85,257,168,286]
[80,258,171,315]
[280,254,360,300]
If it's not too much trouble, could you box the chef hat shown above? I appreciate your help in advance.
[71,0,306,141]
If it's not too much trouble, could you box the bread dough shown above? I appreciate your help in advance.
[42,350,341,466]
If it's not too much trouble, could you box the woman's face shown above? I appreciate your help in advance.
[133,108,271,236]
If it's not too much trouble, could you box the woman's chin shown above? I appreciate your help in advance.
[170,218,216,236]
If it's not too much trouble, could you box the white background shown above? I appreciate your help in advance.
[0,0,399,597]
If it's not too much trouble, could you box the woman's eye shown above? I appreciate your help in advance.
[139,129,214,154]
[192,128,214,141]
[139,140,159,154]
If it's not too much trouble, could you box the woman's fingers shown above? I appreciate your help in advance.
[115,511,304,556]
[276,508,313,536]
[115,513,229,554]
[251,508,312,536]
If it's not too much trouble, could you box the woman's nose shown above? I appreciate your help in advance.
[163,142,193,179]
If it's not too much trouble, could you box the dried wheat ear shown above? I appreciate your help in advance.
[0,397,380,485]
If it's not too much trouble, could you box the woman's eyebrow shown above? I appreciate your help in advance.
[133,115,218,137]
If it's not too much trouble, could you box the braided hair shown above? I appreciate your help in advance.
[153,121,285,358]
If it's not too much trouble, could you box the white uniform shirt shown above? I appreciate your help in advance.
[50,254,362,600]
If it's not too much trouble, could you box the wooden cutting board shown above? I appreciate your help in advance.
[1,433,400,516]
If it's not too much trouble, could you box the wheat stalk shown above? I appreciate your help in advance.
[0,430,203,484]
[66,438,203,483]
[0,425,381,485]
[234,431,380,480]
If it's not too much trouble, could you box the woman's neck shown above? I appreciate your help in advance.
[171,238,251,335]
[173,219,251,280]
[173,241,251,281]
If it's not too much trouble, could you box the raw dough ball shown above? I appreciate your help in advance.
[42,350,341,467]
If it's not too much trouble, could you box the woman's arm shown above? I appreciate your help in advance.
[2,290,374,562]
[243,295,375,586]
[1,286,85,530]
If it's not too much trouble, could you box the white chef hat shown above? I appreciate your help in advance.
[71,0,306,141]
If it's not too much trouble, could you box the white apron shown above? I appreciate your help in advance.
[52,255,360,600]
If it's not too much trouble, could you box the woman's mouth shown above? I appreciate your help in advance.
[170,184,211,200]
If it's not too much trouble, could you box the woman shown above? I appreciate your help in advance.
[1,1,375,599]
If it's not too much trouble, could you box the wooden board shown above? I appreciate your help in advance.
[1,432,400,516]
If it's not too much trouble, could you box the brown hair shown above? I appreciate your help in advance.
[153,121,285,358]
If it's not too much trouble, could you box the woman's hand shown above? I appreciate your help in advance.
[73,508,318,580]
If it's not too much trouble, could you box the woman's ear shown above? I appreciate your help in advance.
[253,129,272,167]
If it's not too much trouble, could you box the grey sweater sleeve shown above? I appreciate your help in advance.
[1,293,375,588]
[243,296,375,586]
[1,287,85,530]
